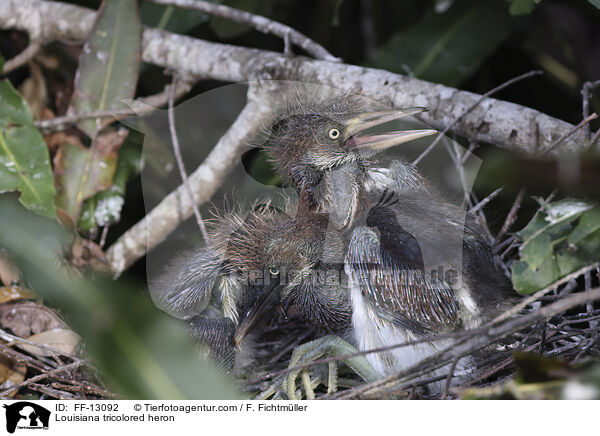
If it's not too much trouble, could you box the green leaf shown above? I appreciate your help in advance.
[509,0,541,15]
[68,0,142,138]
[518,198,593,247]
[588,0,600,9]
[568,207,600,245]
[0,197,240,399]
[521,232,553,270]
[511,257,560,295]
[0,126,56,218]
[365,1,513,86]
[512,198,600,295]
[0,80,34,128]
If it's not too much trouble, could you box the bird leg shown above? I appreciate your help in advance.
[283,335,379,399]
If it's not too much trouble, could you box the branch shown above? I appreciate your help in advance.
[166,75,209,240]
[2,39,41,73]
[106,85,271,276]
[34,80,192,132]
[0,0,587,156]
[146,0,339,62]
[334,286,600,399]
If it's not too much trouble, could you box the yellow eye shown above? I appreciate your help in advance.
[269,268,279,276]
[328,128,340,140]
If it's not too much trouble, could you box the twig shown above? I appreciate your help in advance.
[34,80,192,132]
[491,262,600,325]
[581,79,600,140]
[167,76,208,240]
[495,189,525,242]
[413,70,543,165]
[29,383,75,399]
[145,0,340,62]
[542,113,598,154]
[334,286,600,400]
[0,360,83,397]
[49,381,117,398]
[106,85,271,276]
[2,39,41,73]
[245,329,475,387]
[469,187,503,215]
[441,357,459,400]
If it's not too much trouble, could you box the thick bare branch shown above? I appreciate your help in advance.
[0,0,586,156]
[106,85,271,276]
[146,0,339,62]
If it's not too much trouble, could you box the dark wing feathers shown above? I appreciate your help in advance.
[347,227,460,335]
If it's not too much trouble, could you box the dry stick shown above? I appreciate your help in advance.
[491,262,600,325]
[495,188,525,243]
[29,383,75,399]
[0,360,83,398]
[167,76,208,240]
[34,80,192,132]
[542,113,598,154]
[440,357,460,400]
[469,187,503,215]
[0,343,50,373]
[106,88,271,276]
[413,70,543,165]
[334,286,600,400]
[146,0,339,62]
[2,40,41,73]
[49,382,116,399]
[245,329,475,387]
[581,79,600,140]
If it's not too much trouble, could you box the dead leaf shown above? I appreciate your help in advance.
[0,287,37,304]
[0,355,26,397]
[53,129,128,224]
[21,328,81,357]
[0,302,68,338]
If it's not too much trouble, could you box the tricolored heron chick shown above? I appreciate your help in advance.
[151,195,351,371]
[260,95,516,389]
[263,94,435,228]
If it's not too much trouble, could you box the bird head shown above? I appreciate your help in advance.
[263,104,436,190]
[228,193,349,344]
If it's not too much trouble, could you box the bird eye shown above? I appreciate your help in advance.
[328,128,340,140]
[269,268,279,276]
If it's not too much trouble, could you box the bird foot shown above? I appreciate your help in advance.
[281,335,379,399]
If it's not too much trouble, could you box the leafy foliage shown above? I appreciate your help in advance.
[0,81,56,218]
[365,0,512,86]
[511,199,600,295]
[68,0,142,138]
[0,197,240,399]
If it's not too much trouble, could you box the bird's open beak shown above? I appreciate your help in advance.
[234,283,280,346]
[344,107,437,152]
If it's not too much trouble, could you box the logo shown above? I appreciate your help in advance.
[3,402,50,433]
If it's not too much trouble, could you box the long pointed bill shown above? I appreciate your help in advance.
[234,284,279,346]
[343,107,437,152]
